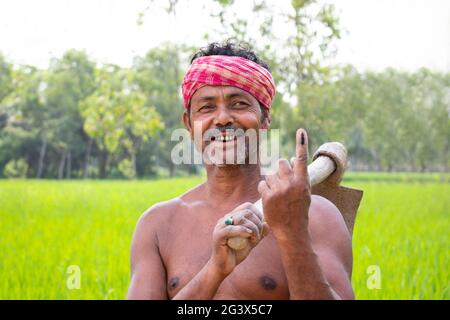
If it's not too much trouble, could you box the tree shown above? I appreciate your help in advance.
[44,50,96,178]
[0,54,14,131]
[81,65,164,178]
[200,0,343,156]
[0,65,46,177]
[133,43,192,177]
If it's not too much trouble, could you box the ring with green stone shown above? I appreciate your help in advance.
[224,216,234,226]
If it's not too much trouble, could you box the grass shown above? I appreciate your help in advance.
[0,173,448,299]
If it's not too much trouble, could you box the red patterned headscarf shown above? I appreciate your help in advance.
[181,55,276,110]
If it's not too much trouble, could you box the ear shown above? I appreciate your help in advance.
[261,110,271,129]
[183,111,193,137]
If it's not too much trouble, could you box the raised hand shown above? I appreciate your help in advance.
[258,128,311,241]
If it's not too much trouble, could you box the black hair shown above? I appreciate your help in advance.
[191,39,271,71]
[188,39,270,122]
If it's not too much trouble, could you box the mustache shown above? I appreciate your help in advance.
[203,126,245,140]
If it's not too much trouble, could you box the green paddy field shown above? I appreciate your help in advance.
[0,173,448,299]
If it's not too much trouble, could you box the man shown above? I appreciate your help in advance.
[127,41,354,300]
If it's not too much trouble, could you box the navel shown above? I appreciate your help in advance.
[168,277,180,290]
[259,275,277,291]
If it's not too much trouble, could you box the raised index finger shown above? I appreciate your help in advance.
[293,128,309,177]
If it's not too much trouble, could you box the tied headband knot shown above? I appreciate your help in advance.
[181,55,276,110]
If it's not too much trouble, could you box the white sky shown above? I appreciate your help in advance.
[0,0,449,71]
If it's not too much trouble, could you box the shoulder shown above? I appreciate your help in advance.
[134,183,204,236]
[130,197,186,256]
[308,195,354,299]
[308,195,352,272]
[309,195,350,238]
[137,197,185,229]
[141,182,204,218]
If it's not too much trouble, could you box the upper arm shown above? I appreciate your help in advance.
[309,195,355,300]
[127,206,168,300]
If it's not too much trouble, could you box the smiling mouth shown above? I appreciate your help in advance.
[204,129,245,143]
[210,135,238,143]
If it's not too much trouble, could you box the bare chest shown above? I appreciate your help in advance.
[159,207,290,299]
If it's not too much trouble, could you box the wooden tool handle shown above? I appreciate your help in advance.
[227,142,346,250]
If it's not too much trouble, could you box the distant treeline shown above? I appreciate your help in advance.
[0,46,448,179]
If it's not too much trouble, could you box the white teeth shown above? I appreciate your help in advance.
[217,135,234,142]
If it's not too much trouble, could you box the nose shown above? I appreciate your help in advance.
[213,105,234,127]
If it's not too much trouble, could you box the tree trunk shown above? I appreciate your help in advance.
[188,164,197,175]
[98,150,108,179]
[131,150,137,179]
[387,162,393,172]
[130,139,141,179]
[83,138,93,178]
[169,161,175,177]
[58,150,67,180]
[66,150,71,179]
[36,135,47,179]
[420,161,426,172]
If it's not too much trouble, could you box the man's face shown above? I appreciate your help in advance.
[183,85,270,166]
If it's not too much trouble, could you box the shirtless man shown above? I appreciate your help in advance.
[126,42,354,300]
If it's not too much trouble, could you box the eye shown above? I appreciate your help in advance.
[199,105,214,111]
[233,101,249,107]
